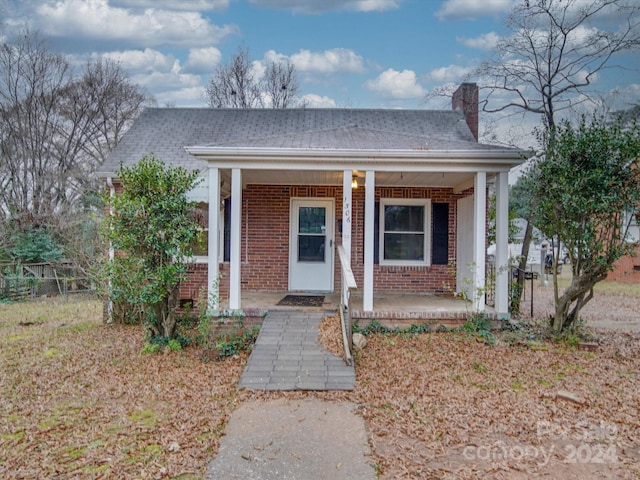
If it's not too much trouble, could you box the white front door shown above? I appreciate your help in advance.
[289,199,334,292]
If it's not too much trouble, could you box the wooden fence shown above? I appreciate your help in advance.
[0,262,93,301]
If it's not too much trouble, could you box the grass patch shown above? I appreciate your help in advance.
[42,346,62,359]
[129,408,159,428]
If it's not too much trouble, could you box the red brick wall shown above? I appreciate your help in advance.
[452,83,479,142]
[225,184,469,296]
[109,178,477,303]
[350,186,468,295]
[608,243,640,283]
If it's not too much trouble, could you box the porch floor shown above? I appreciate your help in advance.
[225,291,494,326]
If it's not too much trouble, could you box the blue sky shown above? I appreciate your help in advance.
[2,0,639,148]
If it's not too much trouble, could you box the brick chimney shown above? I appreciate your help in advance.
[452,82,478,141]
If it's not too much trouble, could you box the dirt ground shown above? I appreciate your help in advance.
[520,269,640,330]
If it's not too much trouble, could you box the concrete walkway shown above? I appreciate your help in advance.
[205,398,374,479]
[239,310,355,391]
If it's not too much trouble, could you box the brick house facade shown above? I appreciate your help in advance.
[99,83,524,320]
[176,184,469,304]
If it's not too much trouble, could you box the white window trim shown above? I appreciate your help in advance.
[192,227,209,264]
[191,207,225,264]
[379,198,431,267]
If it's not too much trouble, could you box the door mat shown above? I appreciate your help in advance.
[277,295,325,307]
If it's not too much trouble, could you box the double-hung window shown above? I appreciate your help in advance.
[379,199,431,266]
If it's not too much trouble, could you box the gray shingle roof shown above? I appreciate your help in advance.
[97,107,511,176]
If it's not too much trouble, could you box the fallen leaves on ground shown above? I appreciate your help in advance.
[354,329,640,479]
[317,314,345,360]
[2,288,639,479]
[0,296,245,479]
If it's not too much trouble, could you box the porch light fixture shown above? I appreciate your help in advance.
[351,176,359,189]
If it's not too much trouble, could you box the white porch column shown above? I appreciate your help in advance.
[494,171,510,318]
[229,168,242,310]
[363,170,375,312]
[342,170,353,261]
[473,171,487,311]
[207,167,220,310]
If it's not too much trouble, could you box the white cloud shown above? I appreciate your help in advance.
[429,64,473,83]
[156,86,207,107]
[263,49,290,64]
[365,69,425,99]
[457,32,501,51]
[102,48,176,71]
[34,0,237,48]
[184,47,222,74]
[250,60,267,81]
[570,83,640,117]
[97,48,206,105]
[130,69,202,91]
[301,93,337,107]
[436,0,513,21]
[249,0,401,13]
[290,48,365,74]
[110,0,229,11]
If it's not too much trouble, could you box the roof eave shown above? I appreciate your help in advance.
[185,146,528,169]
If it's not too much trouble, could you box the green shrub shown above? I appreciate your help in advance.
[197,312,260,360]
[167,339,182,352]
[353,319,431,337]
[462,314,496,346]
[140,343,161,355]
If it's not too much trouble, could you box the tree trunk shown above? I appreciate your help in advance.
[158,286,180,339]
[552,269,606,332]
[513,219,534,313]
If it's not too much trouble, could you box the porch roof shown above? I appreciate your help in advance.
[97,107,525,178]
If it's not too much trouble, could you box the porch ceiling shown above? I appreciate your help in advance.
[224,169,479,189]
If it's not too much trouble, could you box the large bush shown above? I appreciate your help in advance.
[104,155,200,339]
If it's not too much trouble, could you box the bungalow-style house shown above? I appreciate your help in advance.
[98,83,524,324]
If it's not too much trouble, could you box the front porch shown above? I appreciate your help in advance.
[222,290,493,328]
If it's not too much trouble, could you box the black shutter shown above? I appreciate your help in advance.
[432,202,449,265]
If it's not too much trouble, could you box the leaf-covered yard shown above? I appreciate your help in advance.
[0,298,244,479]
[352,329,640,479]
[1,284,639,479]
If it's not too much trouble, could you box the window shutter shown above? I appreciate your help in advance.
[432,202,449,265]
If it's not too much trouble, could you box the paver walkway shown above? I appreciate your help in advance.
[239,310,355,391]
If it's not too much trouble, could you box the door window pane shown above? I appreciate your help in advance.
[297,206,326,262]
[298,236,325,262]
[299,207,326,234]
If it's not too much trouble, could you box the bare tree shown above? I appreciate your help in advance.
[205,46,301,108]
[264,59,301,108]
[481,0,640,127]
[0,32,152,251]
[0,32,72,226]
[476,0,640,312]
[205,47,262,108]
